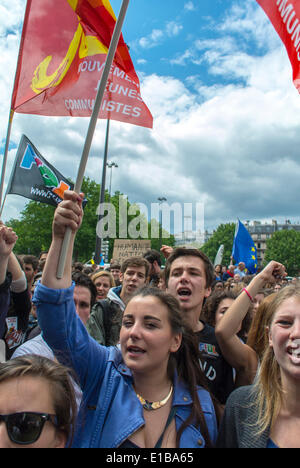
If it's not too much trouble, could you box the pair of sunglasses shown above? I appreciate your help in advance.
[0,412,58,445]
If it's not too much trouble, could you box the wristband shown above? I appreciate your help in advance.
[242,288,253,302]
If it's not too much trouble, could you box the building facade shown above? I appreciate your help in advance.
[246,220,300,266]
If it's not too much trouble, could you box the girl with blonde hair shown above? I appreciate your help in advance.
[246,293,276,363]
[217,281,300,448]
[91,270,115,301]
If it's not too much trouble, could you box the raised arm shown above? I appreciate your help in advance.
[7,252,26,283]
[41,191,84,289]
[160,244,174,260]
[215,261,286,380]
[0,224,18,285]
[35,191,110,388]
[0,224,18,339]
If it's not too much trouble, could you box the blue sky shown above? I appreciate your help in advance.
[112,0,269,87]
[1,0,300,240]
[0,139,17,153]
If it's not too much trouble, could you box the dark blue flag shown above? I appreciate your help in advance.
[232,220,257,274]
[6,135,74,207]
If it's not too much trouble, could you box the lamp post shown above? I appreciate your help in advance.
[158,197,167,252]
[94,119,110,266]
[107,161,118,199]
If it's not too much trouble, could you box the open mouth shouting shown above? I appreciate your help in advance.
[287,340,300,365]
[126,345,146,357]
[177,287,192,300]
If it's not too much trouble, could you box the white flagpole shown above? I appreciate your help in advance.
[56,0,130,279]
[231,218,239,261]
[214,244,224,267]
[0,194,7,219]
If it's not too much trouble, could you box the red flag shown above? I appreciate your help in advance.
[11,0,153,128]
[256,0,300,93]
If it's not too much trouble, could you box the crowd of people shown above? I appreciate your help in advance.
[0,193,299,448]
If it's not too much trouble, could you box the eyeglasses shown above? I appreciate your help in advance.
[0,412,58,445]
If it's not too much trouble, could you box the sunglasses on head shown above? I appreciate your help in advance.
[0,412,58,445]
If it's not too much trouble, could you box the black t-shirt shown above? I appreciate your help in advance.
[5,289,31,359]
[195,321,235,405]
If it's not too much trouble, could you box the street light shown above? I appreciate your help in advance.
[158,197,167,252]
[107,161,118,198]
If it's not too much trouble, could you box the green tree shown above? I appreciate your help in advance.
[6,177,174,262]
[7,177,102,261]
[264,230,300,276]
[147,217,175,255]
[7,203,55,256]
[201,223,236,266]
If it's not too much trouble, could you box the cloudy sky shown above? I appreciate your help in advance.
[1,0,300,238]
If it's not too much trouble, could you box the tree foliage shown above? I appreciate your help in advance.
[6,177,174,262]
[201,223,236,266]
[264,230,300,276]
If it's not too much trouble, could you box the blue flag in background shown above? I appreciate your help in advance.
[232,220,257,274]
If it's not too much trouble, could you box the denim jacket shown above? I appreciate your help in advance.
[33,282,218,448]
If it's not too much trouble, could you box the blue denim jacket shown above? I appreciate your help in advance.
[33,282,218,448]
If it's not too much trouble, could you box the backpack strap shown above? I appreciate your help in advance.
[97,299,112,345]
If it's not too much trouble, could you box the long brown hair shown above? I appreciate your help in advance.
[246,293,276,361]
[131,287,220,448]
[202,290,252,341]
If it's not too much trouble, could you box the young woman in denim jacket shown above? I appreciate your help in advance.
[34,191,219,448]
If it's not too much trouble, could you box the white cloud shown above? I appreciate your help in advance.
[138,21,183,49]
[139,29,164,49]
[0,0,25,36]
[170,49,195,66]
[184,2,196,12]
[2,0,300,238]
[218,0,280,50]
[165,21,183,38]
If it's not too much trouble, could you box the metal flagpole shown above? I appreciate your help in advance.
[56,0,130,279]
[0,110,14,215]
[94,118,110,265]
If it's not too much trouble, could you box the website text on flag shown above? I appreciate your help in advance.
[3,135,74,211]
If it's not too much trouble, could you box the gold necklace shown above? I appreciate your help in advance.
[135,385,173,411]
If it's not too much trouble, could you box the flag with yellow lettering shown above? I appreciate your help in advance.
[11,0,153,128]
